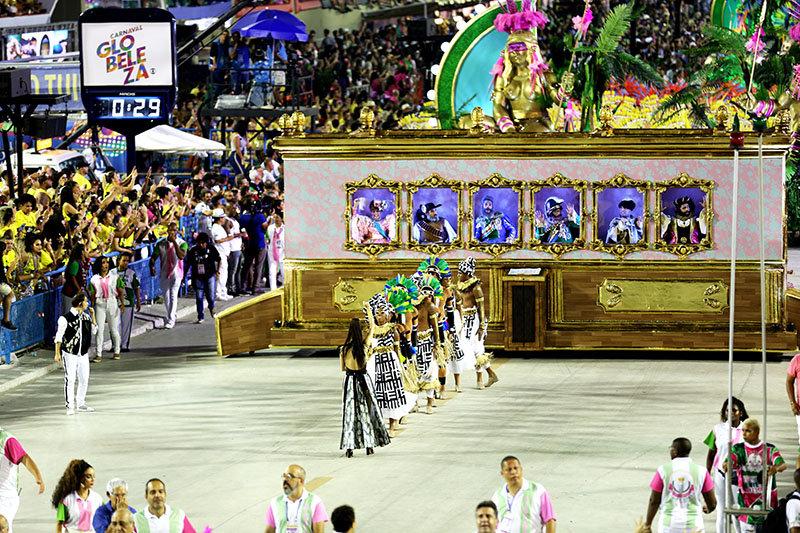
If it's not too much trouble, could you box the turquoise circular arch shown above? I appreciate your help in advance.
[434,4,511,130]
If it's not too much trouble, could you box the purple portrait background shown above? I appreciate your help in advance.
[533,187,582,215]
[411,188,459,234]
[472,187,520,235]
[660,187,706,218]
[596,187,645,242]
[352,187,396,220]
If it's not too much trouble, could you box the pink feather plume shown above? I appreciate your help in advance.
[489,55,505,76]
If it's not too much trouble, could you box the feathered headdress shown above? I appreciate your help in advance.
[494,0,548,34]
[383,285,415,315]
[418,256,452,279]
[385,274,419,303]
[413,272,444,299]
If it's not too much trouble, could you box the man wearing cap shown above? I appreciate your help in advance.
[660,196,706,245]
[412,202,457,244]
[149,223,188,329]
[534,197,580,243]
[474,196,516,244]
[457,257,499,389]
[606,199,643,244]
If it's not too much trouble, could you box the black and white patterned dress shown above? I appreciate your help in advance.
[370,331,412,419]
[445,298,467,374]
[340,348,391,451]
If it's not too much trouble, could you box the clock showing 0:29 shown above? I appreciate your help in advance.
[93,96,164,119]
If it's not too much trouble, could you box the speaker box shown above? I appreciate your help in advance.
[407,18,435,39]
[25,115,67,138]
[0,70,31,98]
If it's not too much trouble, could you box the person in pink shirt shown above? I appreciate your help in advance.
[0,427,45,533]
[52,459,103,533]
[265,464,328,533]
[786,353,800,467]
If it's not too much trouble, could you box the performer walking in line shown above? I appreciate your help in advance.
[54,294,98,415]
[339,311,390,458]
[113,252,140,353]
[412,273,443,414]
[457,258,499,389]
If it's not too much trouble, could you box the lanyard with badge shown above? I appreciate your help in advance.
[499,487,518,533]
[286,497,303,533]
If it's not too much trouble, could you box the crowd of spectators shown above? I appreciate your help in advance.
[0,0,46,17]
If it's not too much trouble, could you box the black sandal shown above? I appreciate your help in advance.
[366,447,374,456]
[345,449,353,458]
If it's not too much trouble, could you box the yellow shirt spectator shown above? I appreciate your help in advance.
[73,171,92,192]
[13,210,37,233]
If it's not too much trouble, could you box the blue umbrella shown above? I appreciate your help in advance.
[238,14,308,42]
[233,9,306,35]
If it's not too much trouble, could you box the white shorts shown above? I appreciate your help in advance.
[795,414,800,448]
[0,283,12,297]
[0,494,20,532]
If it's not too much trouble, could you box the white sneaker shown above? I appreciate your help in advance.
[77,405,95,413]
[164,323,174,329]
[66,408,75,416]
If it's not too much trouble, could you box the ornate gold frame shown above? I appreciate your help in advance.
[653,173,715,258]
[590,173,651,259]
[529,173,588,258]
[467,173,525,257]
[344,174,403,258]
[405,173,464,255]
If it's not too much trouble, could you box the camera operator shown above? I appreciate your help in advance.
[238,197,270,295]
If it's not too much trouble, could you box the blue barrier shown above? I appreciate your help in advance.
[0,216,199,362]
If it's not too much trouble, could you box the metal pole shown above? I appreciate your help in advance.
[758,132,769,513]
[725,145,740,533]
[125,134,136,174]
[14,121,24,199]
[1,130,14,199]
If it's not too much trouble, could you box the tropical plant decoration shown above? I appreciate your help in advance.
[571,1,663,131]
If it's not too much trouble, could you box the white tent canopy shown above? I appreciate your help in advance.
[135,125,226,156]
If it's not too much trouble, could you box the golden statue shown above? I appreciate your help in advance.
[490,0,573,133]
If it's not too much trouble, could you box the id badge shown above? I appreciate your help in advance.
[198,264,205,275]
[498,516,513,533]
[286,525,298,533]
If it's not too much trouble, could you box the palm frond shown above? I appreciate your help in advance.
[687,100,714,129]
[689,25,748,59]
[651,85,710,125]
[604,51,664,88]
[595,2,634,55]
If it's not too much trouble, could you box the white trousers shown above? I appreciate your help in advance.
[0,494,19,533]
[94,298,121,357]
[160,276,181,327]
[119,305,134,349]
[63,352,89,409]
[216,255,229,299]
[268,255,284,291]
[714,469,743,533]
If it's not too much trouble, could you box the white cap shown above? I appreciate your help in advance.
[212,208,224,218]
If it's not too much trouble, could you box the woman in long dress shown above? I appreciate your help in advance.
[340,317,391,457]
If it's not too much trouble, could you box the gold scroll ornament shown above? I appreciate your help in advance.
[597,279,730,313]
[332,278,390,313]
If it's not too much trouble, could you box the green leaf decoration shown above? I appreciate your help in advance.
[595,2,635,55]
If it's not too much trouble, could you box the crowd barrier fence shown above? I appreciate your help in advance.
[0,214,198,364]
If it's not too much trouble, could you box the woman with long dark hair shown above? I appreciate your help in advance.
[339,309,390,458]
[52,459,102,532]
[704,396,749,533]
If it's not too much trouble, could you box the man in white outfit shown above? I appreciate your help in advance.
[211,209,232,301]
[267,212,285,291]
[149,223,187,329]
[0,426,45,532]
[54,293,98,414]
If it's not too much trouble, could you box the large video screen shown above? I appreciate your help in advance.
[6,30,71,60]
[80,22,174,87]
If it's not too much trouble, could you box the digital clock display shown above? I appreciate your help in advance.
[94,96,163,119]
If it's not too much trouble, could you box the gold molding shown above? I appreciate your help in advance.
[405,173,465,254]
[597,278,729,313]
[344,174,403,258]
[274,131,789,160]
[467,173,525,258]
[590,173,651,259]
[529,172,588,258]
[653,173,715,258]
[331,277,390,313]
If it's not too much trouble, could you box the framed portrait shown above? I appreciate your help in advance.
[591,174,651,259]
[344,174,402,258]
[406,173,464,254]
[530,173,588,258]
[654,173,714,257]
[468,173,524,257]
